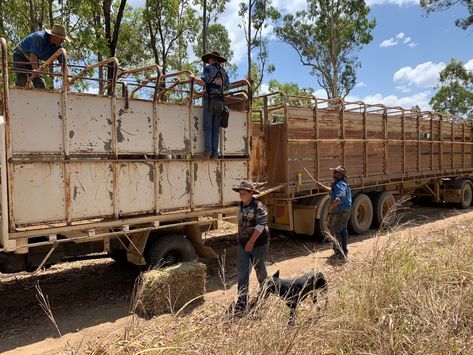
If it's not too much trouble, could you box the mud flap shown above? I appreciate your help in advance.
[126,230,149,265]
[185,224,218,259]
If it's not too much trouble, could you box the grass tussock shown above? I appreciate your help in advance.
[90,218,473,355]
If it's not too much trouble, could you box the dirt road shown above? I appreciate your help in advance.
[0,204,469,354]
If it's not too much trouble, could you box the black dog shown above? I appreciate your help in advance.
[260,270,328,325]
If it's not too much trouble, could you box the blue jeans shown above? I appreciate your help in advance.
[329,210,351,256]
[236,242,268,308]
[13,50,46,89]
[203,98,223,156]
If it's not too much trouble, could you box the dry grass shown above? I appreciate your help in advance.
[89,218,473,355]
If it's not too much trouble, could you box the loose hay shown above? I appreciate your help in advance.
[133,262,206,318]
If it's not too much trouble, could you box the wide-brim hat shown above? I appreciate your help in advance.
[202,50,227,64]
[330,165,348,177]
[232,180,260,194]
[45,24,71,42]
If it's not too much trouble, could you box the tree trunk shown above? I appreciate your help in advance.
[247,0,252,84]
[202,0,207,71]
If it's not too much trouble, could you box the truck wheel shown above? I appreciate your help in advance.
[110,249,130,266]
[348,193,373,235]
[314,198,330,241]
[372,192,396,228]
[145,234,197,268]
[459,180,473,209]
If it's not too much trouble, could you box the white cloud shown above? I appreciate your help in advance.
[395,85,412,93]
[260,83,270,94]
[366,0,419,6]
[356,82,367,88]
[394,61,445,88]
[465,59,473,71]
[380,32,417,48]
[362,91,432,110]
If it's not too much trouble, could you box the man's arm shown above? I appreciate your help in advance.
[245,203,267,252]
[29,52,40,79]
[314,180,331,193]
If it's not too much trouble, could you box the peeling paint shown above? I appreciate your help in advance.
[107,118,112,126]
[216,165,222,195]
[186,169,191,193]
[158,132,165,152]
[69,130,74,139]
[159,163,164,174]
[73,185,79,200]
[108,164,114,174]
[108,190,113,201]
[193,163,198,182]
[58,113,63,120]
[148,164,154,182]
[183,137,190,152]
[193,116,199,131]
[103,139,112,151]
[118,108,125,116]
[117,119,125,143]
[158,181,163,195]
[243,136,249,153]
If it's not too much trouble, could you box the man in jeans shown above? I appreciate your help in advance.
[232,180,269,315]
[13,24,70,89]
[316,166,352,260]
[198,50,229,159]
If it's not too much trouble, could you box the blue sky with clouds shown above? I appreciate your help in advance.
[129,0,473,109]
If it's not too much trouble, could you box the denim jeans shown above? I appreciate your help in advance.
[13,51,46,89]
[203,98,223,156]
[329,210,351,256]
[236,242,268,308]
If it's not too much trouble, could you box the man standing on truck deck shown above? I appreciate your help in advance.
[315,166,352,260]
[232,180,269,316]
[194,50,230,159]
[13,24,70,89]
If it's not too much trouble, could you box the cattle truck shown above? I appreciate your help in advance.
[251,92,473,238]
[0,38,251,273]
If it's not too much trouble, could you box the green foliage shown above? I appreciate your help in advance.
[274,0,375,99]
[430,58,473,118]
[420,0,473,29]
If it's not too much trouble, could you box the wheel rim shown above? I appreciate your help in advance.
[462,184,472,206]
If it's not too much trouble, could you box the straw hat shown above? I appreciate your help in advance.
[45,24,71,42]
[201,50,227,64]
[232,181,260,194]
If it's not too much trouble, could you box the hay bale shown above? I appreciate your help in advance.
[133,262,206,317]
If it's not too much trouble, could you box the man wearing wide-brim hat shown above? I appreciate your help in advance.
[13,24,71,89]
[231,180,269,316]
[315,166,352,260]
[194,50,230,159]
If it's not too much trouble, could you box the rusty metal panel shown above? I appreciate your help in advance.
[70,162,114,219]
[223,111,248,155]
[117,162,155,214]
[68,94,112,153]
[116,99,154,154]
[193,161,221,206]
[12,162,65,224]
[157,104,190,154]
[223,160,249,204]
[9,89,63,153]
[191,106,204,154]
[158,161,190,210]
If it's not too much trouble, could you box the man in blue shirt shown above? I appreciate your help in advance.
[316,166,352,260]
[194,50,230,159]
[13,24,70,89]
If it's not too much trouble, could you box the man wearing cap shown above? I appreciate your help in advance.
[195,50,230,159]
[13,24,70,89]
[316,166,352,260]
[232,180,269,315]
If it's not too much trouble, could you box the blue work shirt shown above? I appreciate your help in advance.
[17,31,63,63]
[330,178,352,213]
[202,63,229,97]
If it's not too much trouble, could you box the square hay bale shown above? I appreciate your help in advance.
[133,262,206,318]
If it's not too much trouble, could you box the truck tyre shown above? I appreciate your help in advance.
[459,180,473,209]
[110,249,130,266]
[372,191,396,228]
[348,193,373,235]
[314,198,330,241]
[145,234,197,268]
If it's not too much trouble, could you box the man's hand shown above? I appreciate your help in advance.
[245,240,255,252]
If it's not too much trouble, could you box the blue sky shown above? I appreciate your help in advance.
[129,0,473,110]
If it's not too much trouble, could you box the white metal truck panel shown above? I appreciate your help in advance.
[191,107,204,154]
[9,89,63,153]
[157,104,190,153]
[68,94,113,153]
[222,160,248,204]
[117,162,155,214]
[158,161,191,210]
[13,162,65,224]
[70,162,114,219]
[223,111,248,155]
[193,161,221,206]
[116,99,154,154]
